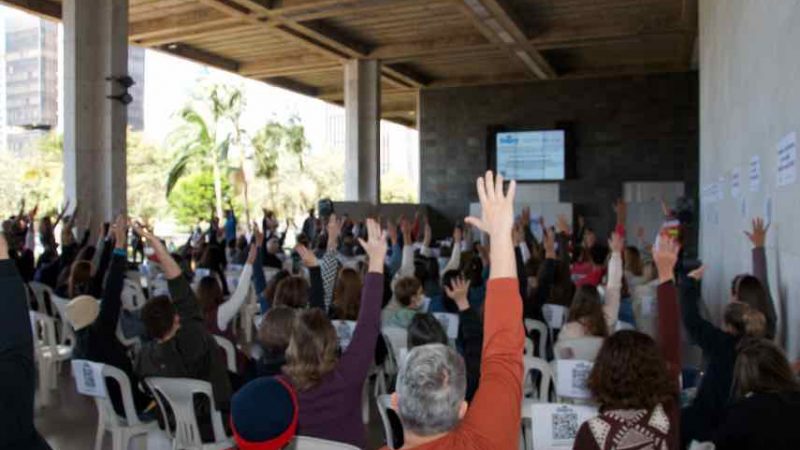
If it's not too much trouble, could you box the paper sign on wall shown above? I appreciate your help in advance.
[749,156,761,192]
[777,132,797,187]
[731,168,742,198]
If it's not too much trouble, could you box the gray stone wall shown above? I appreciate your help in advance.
[419,72,699,241]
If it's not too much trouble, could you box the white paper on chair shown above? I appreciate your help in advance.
[530,403,598,448]
[432,313,459,339]
[332,320,357,351]
[555,360,593,399]
[71,360,107,398]
[542,304,566,329]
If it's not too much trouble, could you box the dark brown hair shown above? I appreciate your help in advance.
[331,268,362,321]
[588,330,676,410]
[568,285,609,337]
[264,270,291,303]
[395,277,422,307]
[724,302,766,337]
[273,276,309,309]
[624,246,643,277]
[68,260,93,298]
[284,308,338,391]
[258,306,296,352]
[734,338,800,399]
[141,295,177,339]
[732,275,771,323]
[196,276,224,313]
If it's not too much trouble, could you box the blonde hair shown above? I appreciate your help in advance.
[724,302,766,337]
[283,309,339,391]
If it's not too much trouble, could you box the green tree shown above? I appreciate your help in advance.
[251,116,310,212]
[381,171,418,203]
[167,170,234,227]
[166,83,245,219]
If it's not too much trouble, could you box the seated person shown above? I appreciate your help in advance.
[253,306,295,378]
[382,276,425,328]
[67,215,151,417]
[229,377,299,450]
[134,224,232,442]
[387,171,524,450]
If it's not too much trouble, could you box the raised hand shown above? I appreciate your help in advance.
[327,213,342,251]
[652,238,680,284]
[744,217,769,248]
[453,226,463,245]
[254,225,265,248]
[0,231,8,260]
[520,206,531,228]
[445,277,471,311]
[423,222,432,247]
[543,227,556,259]
[688,265,705,281]
[112,214,128,250]
[387,218,398,245]
[613,198,627,225]
[295,244,319,268]
[358,218,388,274]
[512,222,523,246]
[246,242,258,265]
[400,217,412,245]
[608,231,624,254]
[556,214,571,236]
[465,171,516,279]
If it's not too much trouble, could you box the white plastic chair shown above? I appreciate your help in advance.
[523,356,553,403]
[552,359,594,403]
[71,360,159,450]
[212,335,237,374]
[431,312,459,340]
[30,311,73,404]
[121,278,147,311]
[28,281,55,313]
[524,319,548,358]
[375,394,403,450]
[554,336,604,361]
[542,304,568,336]
[381,326,408,379]
[290,436,360,450]
[332,320,357,351]
[145,377,233,450]
[523,403,598,450]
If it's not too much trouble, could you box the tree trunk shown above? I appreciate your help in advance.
[213,160,224,219]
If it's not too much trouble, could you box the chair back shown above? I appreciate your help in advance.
[331,320,357,351]
[553,359,594,400]
[542,304,568,334]
[381,326,408,373]
[554,336,604,361]
[212,335,237,374]
[431,312,459,340]
[30,311,58,356]
[71,360,144,428]
[523,356,553,402]
[289,436,361,450]
[524,319,548,358]
[49,292,77,346]
[145,377,231,448]
[121,278,147,311]
[375,394,404,450]
[528,403,598,449]
[28,281,55,315]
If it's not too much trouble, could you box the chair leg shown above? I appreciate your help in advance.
[94,425,104,450]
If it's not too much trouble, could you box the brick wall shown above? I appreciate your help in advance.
[419,72,699,243]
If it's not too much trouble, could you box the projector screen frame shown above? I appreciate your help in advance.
[486,122,575,182]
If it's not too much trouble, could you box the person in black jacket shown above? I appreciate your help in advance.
[680,267,768,447]
[0,232,52,450]
[712,338,800,449]
[66,215,151,417]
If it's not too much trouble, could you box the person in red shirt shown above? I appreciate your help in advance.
[385,171,524,450]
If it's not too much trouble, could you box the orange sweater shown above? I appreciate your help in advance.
[382,278,525,450]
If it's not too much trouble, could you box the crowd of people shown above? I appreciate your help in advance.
[1,171,799,450]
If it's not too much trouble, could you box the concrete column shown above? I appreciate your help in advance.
[63,0,128,227]
[344,59,381,204]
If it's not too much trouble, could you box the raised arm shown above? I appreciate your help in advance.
[680,266,728,354]
[448,277,482,401]
[217,243,256,332]
[96,215,128,337]
[603,232,624,329]
[653,238,682,382]
[461,171,524,449]
[320,214,342,305]
[443,226,463,273]
[296,245,325,311]
[338,219,386,382]
[397,218,415,279]
[745,217,777,336]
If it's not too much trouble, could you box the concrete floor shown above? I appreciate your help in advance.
[35,370,388,450]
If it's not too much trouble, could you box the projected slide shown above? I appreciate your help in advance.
[496,130,566,181]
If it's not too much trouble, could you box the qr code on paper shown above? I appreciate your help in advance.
[552,408,579,440]
[572,363,591,390]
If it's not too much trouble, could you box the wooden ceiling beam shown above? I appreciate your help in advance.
[156,43,240,73]
[263,77,321,97]
[0,0,60,20]
[129,8,235,42]
[241,59,341,77]
[455,0,556,80]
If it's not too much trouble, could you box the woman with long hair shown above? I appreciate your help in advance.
[330,267,362,320]
[712,338,800,449]
[574,330,679,450]
[283,219,386,449]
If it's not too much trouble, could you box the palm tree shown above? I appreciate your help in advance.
[166,84,244,219]
[251,117,309,212]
